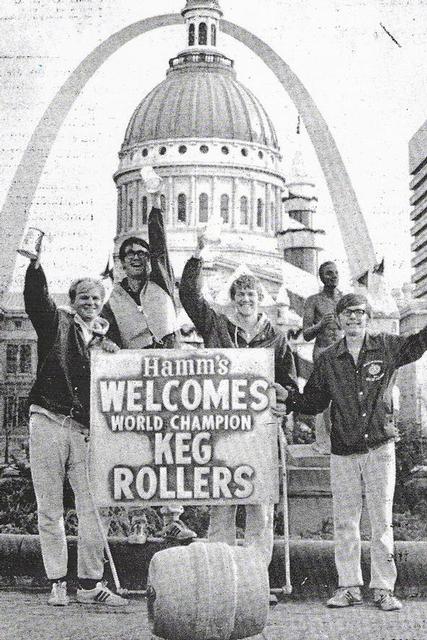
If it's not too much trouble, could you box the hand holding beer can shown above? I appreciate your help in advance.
[140,166,162,194]
[17,227,44,261]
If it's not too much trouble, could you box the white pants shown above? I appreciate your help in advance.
[29,412,105,581]
[208,504,274,564]
[330,441,397,590]
[314,408,331,454]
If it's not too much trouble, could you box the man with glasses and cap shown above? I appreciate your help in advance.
[101,189,196,542]
[275,293,427,611]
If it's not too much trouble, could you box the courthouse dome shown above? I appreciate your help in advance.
[122,58,280,151]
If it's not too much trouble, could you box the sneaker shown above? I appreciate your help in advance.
[373,589,402,611]
[327,587,363,608]
[160,519,197,541]
[48,581,69,606]
[76,581,129,607]
[127,522,147,545]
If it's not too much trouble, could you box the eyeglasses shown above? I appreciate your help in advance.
[124,250,149,260]
[341,308,366,318]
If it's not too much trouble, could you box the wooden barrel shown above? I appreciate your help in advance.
[147,541,269,640]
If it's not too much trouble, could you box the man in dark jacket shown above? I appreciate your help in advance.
[179,231,297,563]
[101,189,196,542]
[25,258,127,608]
[279,293,427,611]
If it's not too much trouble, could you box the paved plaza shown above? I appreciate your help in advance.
[0,590,425,640]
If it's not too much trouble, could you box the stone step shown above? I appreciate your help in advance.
[286,444,330,468]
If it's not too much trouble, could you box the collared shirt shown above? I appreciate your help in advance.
[120,278,143,306]
[288,328,427,455]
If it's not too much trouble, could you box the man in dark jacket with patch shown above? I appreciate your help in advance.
[278,293,427,611]
[179,231,297,563]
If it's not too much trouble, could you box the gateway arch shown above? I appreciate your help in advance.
[0,12,376,295]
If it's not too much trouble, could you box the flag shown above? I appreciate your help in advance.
[357,270,369,287]
[373,258,384,275]
[100,253,114,281]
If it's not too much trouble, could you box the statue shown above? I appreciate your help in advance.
[303,261,343,453]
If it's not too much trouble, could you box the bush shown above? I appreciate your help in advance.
[0,477,38,534]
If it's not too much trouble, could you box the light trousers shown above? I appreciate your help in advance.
[29,412,105,581]
[330,440,397,590]
[208,504,274,564]
[314,408,332,454]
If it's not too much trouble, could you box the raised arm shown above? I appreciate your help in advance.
[179,256,218,338]
[147,193,174,300]
[24,262,59,366]
[390,326,427,368]
[24,262,58,337]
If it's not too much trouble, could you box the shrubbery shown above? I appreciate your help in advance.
[0,423,425,540]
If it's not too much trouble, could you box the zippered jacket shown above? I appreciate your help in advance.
[24,263,108,427]
[287,329,427,455]
[179,256,297,390]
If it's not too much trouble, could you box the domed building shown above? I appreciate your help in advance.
[113,0,324,323]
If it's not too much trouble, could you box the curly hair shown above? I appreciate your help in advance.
[229,274,263,301]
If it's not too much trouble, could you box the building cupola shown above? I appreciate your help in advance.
[181,0,223,50]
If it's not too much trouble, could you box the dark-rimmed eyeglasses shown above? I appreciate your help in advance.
[124,250,149,260]
[341,308,366,318]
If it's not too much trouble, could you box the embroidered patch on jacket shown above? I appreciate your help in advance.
[364,360,384,381]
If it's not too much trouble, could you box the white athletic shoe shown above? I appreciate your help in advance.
[76,581,129,607]
[48,581,69,606]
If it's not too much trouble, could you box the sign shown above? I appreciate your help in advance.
[90,348,279,506]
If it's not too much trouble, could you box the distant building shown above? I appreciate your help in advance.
[0,293,68,439]
[409,119,427,298]
[114,0,324,313]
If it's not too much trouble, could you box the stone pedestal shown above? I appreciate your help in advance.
[286,444,371,538]
[398,301,427,436]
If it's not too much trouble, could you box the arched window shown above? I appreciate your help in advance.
[128,199,134,228]
[117,190,122,232]
[211,23,217,46]
[178,193,187,222]
[240,196,248,225]
[141,196,148,225]
[199,192,209,222]
[220,194,229,223]
[198,22,207,45]
[160,194,166,212]
[257,199,263,227]
[188,23,195,46]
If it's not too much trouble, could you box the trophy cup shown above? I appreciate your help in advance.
[140,166,162,193]
[203,215,223,243]
[17,227,45,260]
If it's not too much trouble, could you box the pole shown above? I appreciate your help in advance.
[278,421,292,595]
[85,441,125,595]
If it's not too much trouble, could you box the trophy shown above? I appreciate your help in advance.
[203,215,223,244]
[140,166,162,193]
[17,227,45,260]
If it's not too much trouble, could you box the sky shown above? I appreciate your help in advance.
[0,0,426,292]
